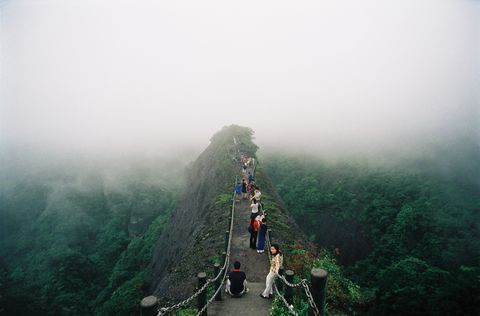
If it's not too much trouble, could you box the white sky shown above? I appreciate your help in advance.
[1,0,479,154]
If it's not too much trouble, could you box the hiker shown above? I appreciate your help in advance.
[248,180,256,198]
[242,162,248,176]
[248,216,260,249]
[241,179,248,199]
[250,187,261,202]
[257,217,267,253]
[248,171,254,183]
[247,181,253,198]
[226,261,248,297]
[249,198,259,219]
[260,244,283,299]
[234,182,242,201]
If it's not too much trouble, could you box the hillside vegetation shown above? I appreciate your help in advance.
[0,156,183,315]
[261,140,480,315]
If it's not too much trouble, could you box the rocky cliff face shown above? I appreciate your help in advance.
[146,126,245,300]
[146,125,310,301]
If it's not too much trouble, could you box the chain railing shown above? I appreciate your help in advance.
[265,211,322,316]
[156,174,237,316]
[194,138,250,315]
[150,139,326,316]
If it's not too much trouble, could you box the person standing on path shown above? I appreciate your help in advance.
[260,244,283,299]
[248,171,254,183]
[247,181,253,199]
[248,180,256,199]
[257,217,267,253]
[249,198,259,219]
[250,187,261,203]
[241,179,248,199]
[234,181,242,201]
[248,216,260,249]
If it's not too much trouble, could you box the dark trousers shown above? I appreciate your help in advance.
[250,231,258,249]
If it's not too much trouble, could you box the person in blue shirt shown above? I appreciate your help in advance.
[234,182,242,201]
[257,217,268,253]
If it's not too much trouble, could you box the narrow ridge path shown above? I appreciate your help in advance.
[209,165,271,315]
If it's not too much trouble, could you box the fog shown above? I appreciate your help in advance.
[1,0,479,158]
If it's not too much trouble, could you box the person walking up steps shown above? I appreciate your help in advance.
[241,179,248,199]
[247,181,253,199]
[234,181,242,202]
[248,171,254,183]
[248,216,260,249]
[249,198,259,220]
[250,187,261,203]
[257,217,267,253]
[260,244,283,299]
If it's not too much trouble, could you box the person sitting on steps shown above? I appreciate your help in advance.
[226,261,248,297]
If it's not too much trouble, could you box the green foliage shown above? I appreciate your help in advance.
[313,251,364,314]
[209,255,221,265]
[376,257,447,314]
[276,241,364,315]
[210,124,258,156]
[216,193,232,205]
[1,164,179,316]
[97,206,173,313]
[271,297,293,316]
[100,273,145,316]
[175,307,198,316]
[262,148,480,315]
[270,292,312,316]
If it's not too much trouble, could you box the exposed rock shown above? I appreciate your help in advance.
[145,125,311,303]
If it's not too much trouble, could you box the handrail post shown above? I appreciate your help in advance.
[225,230,229,251]
[268,229,272,243]
[285,270,294,305]
[310,268,327,316]
[198,272,207,316]
[140,296,158,316]
[222,251,227,266]
[214,263,222,301]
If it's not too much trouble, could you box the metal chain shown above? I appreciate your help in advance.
[278,274,305,288]
[157,173,237,315]
[301,280,321,316]
[266,216,321,316]
[156,146,317,316]
[194,152,255,315]
[157,279,211,315]
[195,269,229,316]
[273,283,298,316]
[277,275,321,315]
[194,156,243,315]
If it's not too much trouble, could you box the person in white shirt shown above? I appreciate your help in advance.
[250,187,261,202]
[250,198,259,219]
[260,244,283,299]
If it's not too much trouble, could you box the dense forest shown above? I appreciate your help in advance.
[262,138,480,315]
[0,153,186,315]
[1,133,478,316]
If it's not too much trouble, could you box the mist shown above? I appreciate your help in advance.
[1,0,479,158]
